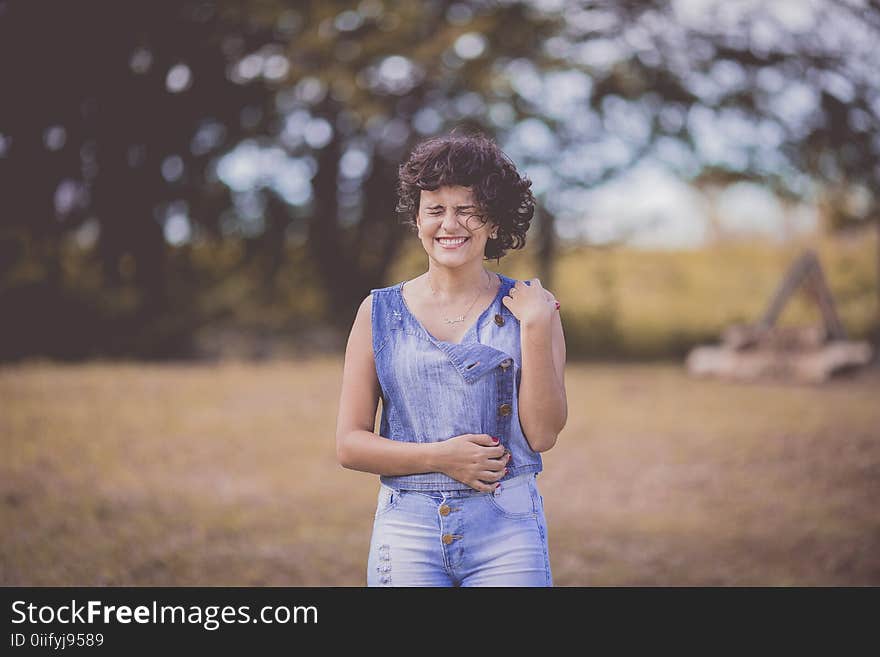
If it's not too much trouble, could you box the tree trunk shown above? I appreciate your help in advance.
[360,150,405,291]
[308,119,349,328]
[535,202,557,290]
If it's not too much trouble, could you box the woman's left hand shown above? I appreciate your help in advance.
[502,278,559,327]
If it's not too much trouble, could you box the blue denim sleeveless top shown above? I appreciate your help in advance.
[370,271,543,491]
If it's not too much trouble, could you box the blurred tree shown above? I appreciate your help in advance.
[0,0,283,356]
[1,0,878,358]
[233,0,566,322]
[561,0,880,311]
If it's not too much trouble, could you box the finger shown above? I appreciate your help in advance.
[483,445,505,459]
[479,470,503,483]
[470,434,501,447]
[471,479,496,493]
[530,277,543,288]
[484,459,506,472]
[494,450,511,465]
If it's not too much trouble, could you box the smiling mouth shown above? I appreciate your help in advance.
[435,237,470,248]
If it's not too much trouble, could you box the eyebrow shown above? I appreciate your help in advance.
[425,204,475,210]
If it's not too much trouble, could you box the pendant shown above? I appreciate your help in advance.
[444,316,465,324]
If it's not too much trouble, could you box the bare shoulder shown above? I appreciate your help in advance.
[357,292,374,318]
[337,293,381,438]
[349,293,374,354]
[343,292,380,394]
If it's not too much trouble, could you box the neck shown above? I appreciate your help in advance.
[425,264,492,300]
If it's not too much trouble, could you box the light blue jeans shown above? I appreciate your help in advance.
[367,473,552,587]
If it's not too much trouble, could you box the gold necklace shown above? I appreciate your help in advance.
[427,269,491,325]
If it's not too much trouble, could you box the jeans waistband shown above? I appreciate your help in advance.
[387,472,534,498]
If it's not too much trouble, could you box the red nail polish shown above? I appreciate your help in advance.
[504,468,509,475]
[492,437,499,444]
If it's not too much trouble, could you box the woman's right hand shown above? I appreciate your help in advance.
[433,434,511,493]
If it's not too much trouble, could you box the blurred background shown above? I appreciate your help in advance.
[1,0,878,585]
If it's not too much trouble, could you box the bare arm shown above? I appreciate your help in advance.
[335,294,508,491]
[517,304,568,453]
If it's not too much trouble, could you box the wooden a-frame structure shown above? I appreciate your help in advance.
[686,249,873,382]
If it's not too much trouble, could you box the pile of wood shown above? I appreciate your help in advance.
[686,250,874,383]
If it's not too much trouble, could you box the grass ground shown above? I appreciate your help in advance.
[2,357,878,586]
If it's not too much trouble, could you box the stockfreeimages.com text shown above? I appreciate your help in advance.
[11,600,317,631]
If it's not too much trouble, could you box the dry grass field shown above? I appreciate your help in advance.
[1,357,879,586]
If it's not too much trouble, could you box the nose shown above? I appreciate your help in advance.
[440,212,464,232]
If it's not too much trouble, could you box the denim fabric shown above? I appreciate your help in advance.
[367,472,552,586]
[370,271,543,491]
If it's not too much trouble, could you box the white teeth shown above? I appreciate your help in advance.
[437,237,468,244]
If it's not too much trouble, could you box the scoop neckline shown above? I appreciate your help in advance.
[397,271,506,346]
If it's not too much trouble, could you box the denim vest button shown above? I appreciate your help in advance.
[442,534,455,545]
[494,314,505,326]
[499,403,512,416]
[439,504,451,516]
[500,358,512,370]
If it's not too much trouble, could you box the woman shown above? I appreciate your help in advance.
[335,132,567,586]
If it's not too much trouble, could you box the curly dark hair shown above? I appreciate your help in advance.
[395,132,535,261]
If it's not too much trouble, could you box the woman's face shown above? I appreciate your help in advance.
[416,185,496,267]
